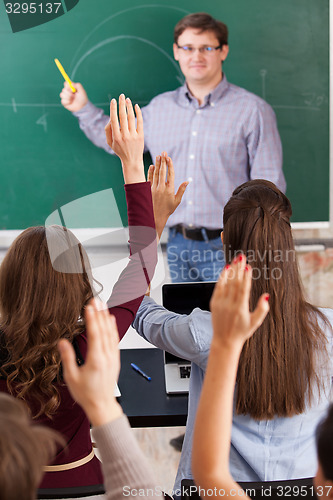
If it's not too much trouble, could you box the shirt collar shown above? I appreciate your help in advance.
[177,73,229,107]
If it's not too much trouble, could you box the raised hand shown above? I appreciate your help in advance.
[210,255,269,348]
[58,299,123,427]
[192,257,269,499]
[60,81,88,112]
[148,152,188,238]
[105,94,145,184]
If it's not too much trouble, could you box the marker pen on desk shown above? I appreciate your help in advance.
[131,363,151,381]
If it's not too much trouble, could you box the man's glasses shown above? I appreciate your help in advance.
[177,44,223,55]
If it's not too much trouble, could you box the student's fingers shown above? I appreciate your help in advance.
[135,104,143,136]
[158,154,167,188]
[118,94,128,134]
[166,156,174,190]
[107,315,121,364]
[97,306,113,356]
[58,339,79,383]
[235,263,253,309]
[250,294,270,333]
[147,165,155,185]
[210,265,230,310]
[126,98,136,133]
[222,256,241,304]
[152,156,161,190]
[84,303,104,363]
[175,182,189,206]
[110,99,120,138]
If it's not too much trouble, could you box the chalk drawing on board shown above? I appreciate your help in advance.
[258,69,322,112]
[260,69,267,100]
[36,113,48,133]
[71,35,184,83]
[69,4,190,72]
[11,98,17,113]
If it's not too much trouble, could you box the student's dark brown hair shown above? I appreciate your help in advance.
[223,179,329,419]
[174,12,228,47]
[0,393,63,500]
[0,225,96,418]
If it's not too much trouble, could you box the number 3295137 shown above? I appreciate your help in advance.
[5,3,62,14]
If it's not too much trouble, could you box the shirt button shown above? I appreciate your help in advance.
[189,154,195,160]
[188,177,193,182]
[210,102,215,107]
[192,131,197,136]
[196,109,201,114]
[189,223,193,228]
[188,200,193,205]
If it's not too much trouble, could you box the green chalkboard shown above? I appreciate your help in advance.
[0,0,329,228]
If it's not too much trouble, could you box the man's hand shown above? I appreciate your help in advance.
[105,94,145,184]
[60,81,88,112]
[148,152,188,238]
[210,255,270,349]
[58,299,123,427]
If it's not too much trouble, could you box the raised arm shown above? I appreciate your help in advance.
[148,152,188,240]
[58,299,159,500]
[192,256,269,499]
[103,95,157,338]
[105,94,145,184]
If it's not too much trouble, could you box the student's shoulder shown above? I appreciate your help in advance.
[316,307,333,345]
[318,307,333,327]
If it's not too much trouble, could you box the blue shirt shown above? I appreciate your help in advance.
[74,75,286,229]
[132,297,333,497]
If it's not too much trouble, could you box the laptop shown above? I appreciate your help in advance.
[162,282,216,394]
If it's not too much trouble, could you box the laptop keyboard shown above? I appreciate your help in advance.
[180,366,191,379]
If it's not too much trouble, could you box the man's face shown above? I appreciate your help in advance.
[173,28,229,88]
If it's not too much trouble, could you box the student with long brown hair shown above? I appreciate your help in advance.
[192,256,333,499]
[133,179,333,497]
[0,95,186,490]
[0,299,160,500]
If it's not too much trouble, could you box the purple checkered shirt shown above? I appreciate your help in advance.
[74,74,285,229]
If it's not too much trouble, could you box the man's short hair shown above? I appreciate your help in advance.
[174,12,228,47]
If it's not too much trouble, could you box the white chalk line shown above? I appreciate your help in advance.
[71,35,183,81]
[69,4,190,71]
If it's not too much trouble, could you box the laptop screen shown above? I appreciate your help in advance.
[162,282,216,393]
[162,281,216,315]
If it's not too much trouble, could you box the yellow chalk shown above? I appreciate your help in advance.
[54,58,76,93]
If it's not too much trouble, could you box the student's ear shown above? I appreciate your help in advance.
[173,43,180,61]
[220,45,229,64]
[220,231,223,244]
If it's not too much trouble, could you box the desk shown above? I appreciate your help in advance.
[118,348,188,428]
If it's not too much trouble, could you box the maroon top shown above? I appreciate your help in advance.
[0,182,157,488]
